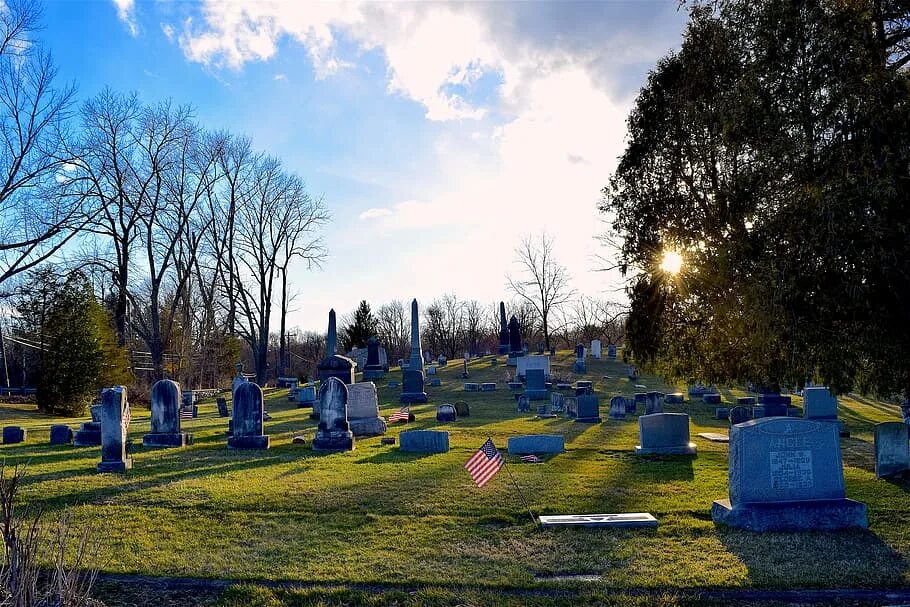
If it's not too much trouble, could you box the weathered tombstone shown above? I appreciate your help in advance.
[453,401,470,417]
[565,397,578,418]
[703,393,721,405]
[363,337,387,380]
[50,424,73,445]
[429,378,442,387]
[97,386,132,473]
[576,394,601,423]
[461,357,469,379]
[437,356,447,367]
[426,365,437,376]
[715,407,730,420]
[803,387,837,419]
[516,355,551,380]
[711,417,868,531]
[436,404,457,423]
[625,397,637,414]
[525,368,548,400]
[607,344,617,359]
[645,391,664,415]
[517,395,531,413]
[318,309,357,385]
[875,422,910,478]
[231,362,247,400]
[312,377,354,451]
[90,403,102,423]
[217,397,230,417]
[508,435,564,455]
[464,382,479,392]
[636,413,696,455]
[507,316,524,366]
[729,406,750,425]
[347,382,387,437]
[2,426,25,444]
[665,393,684,405]
[550,392,565,412]
[591,340,602,359]
[609,396,626,420]
[143,379,190,448]
[296,384,317,408]
[573,344,586,373]
[227,382,269,449]
[481,382,496,391]
[497,302,509,354]
[400,430,449,453]
[401,299,428,404]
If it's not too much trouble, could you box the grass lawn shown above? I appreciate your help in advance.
[2,351,910,604]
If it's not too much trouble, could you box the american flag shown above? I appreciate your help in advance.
[465,438,503,487]
[520,454,542,463]
[179,409,193,420]
[388,407,410,423]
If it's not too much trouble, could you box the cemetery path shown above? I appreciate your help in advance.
[94,572,910,605]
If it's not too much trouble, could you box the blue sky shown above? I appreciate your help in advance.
[39,0,687,332]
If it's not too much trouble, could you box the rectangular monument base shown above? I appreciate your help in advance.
[526,389,548,401]
[711,498,868,531]
[312,435,355,451]
[539,513,658,529]
[400,392,428,404]
[635,443,697,455]
[142,433,190,448]
[227,435,270,449]
[575,417,602,423]
[97,459,132,473]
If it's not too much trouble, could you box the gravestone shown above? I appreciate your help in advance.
[507,316,524,366]
[591,340,602,359]
[318,309,356,384]
[715,407,730,420]
[645,391,664,415]
[497,302,509,354]
[231,362,247,400]
[400,299,428,404]
[363,337,387,380]
[539,513,657,529]
[759,394,791,417]
[508,381,523,391]
[429,378,441,387]
[736,396,756,406]
[461,357,469,379]
[703,393,721,405]
[665,393,684,405]
[565,397,578,418]
[97,386,132,473]
[508,435,564,455]
[803,387,837,419]
[752,405,766,418]
[400,430,449,453]
[711,417,867,531]
[625,397,637,414]
[607,344,617,359]
[573,344,586,373]
[2,426,25,444]
[217,397,230,417]
[49,424,73,445]
[464,382,479,391]
[517,395,531,413]
[227,382,269,449]
[436,404,457,422]
[576,394,601,423]
[347,382,387,437]
[698,432,729,443]
[729,406,750,425]
[143,379,190,448]
[296,384,317,408]
[609,396,627,420]
[74,414,102,446]
[636,413,696,455]
[453,401,470,417]
[875,422,910,478]
[525,368,548,400]
[481,382,496,391]
[550,392,565,412]
[312,377,354,451]
[516,355,551,380]
[437,356,447,367]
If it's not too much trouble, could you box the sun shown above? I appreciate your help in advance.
[659,250,683,274]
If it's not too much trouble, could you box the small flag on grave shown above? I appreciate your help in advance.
[520,454,542,464]
[465,438,503,487]
[388,407,410,423]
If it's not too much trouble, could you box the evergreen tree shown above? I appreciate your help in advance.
[340,300,377,351]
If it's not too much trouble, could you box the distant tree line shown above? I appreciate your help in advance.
[603,0,910,398]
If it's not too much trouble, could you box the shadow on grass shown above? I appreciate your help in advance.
[354,450,439,464]
[716,525,908,587]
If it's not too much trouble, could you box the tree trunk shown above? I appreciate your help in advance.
[278,267,288,378]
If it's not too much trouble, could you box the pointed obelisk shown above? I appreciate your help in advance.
[497,301,509,354]
[507,315,525,367]
[326,309,337,356]
[400,298,428,403]
[318,308,355,385]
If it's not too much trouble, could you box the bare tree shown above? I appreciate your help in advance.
[506,234,574,351]
[376,300,409,362]
[232,157,328,384]
[0,1,83,293]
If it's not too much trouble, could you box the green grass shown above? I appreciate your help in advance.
[2,351,910,595]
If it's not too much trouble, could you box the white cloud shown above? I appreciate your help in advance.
[161,22,175,41]
[111,0,138,37]
[273,73,287,81]
[358,207,393,220]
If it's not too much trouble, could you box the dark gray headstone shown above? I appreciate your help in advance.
[400,430,449,453]
[144,379,189,448]
[576,394,601,423]
[453,401,470,417]
[312,377,354,451]
[50,424,73,445]
[609,396,626,420]
[703,393,721,405]
[711,417,867,531]
[645,391,664,415]
[875,422,910,478]
[508,434,564,455]
[97,386,132,473]
[436,404,457,423]
[227,382,269,449]
[803,387,837,419]
[347,382,387,437]
[517,395,530,412]
[217,397,230,417]
[525,368,548,400]
[2,426,25,444]
[363,336,387,380]
[636,413,695,455]
[729,406,750,425]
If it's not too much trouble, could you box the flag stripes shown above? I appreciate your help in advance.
[465,438,503,487]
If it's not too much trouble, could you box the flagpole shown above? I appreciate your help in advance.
[495,438,539,527]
